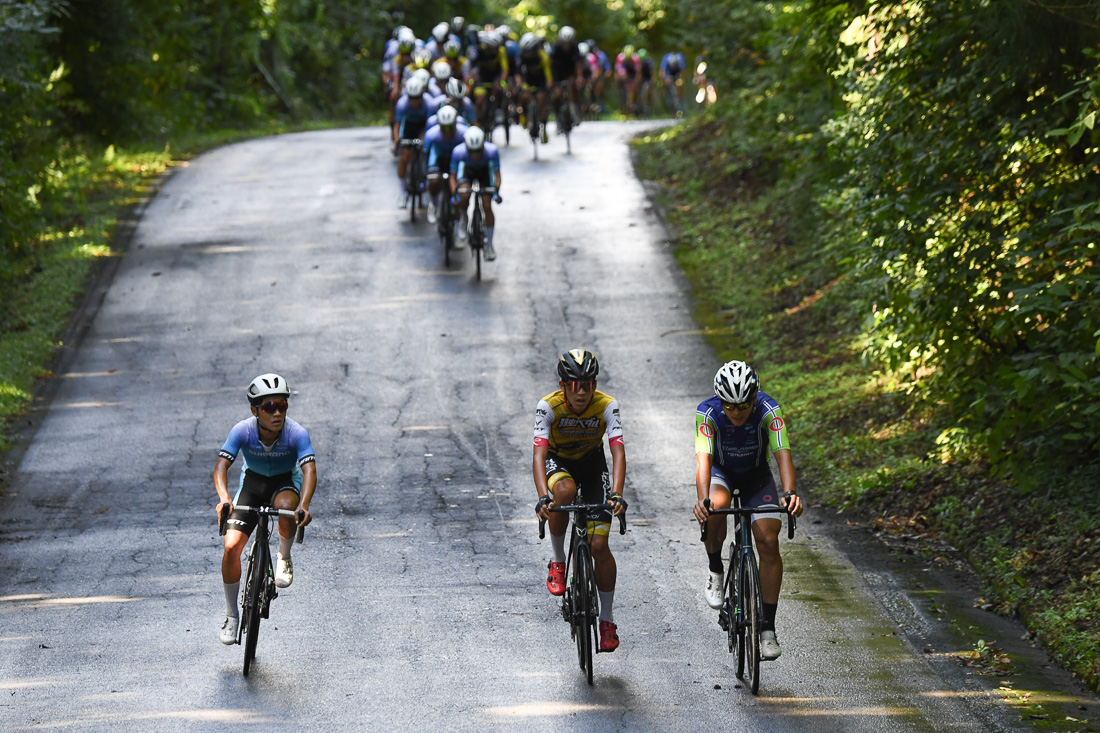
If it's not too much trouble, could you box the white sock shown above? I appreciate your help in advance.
[279,534,293,560]
[224,582,240,619]
[598,589,615,623]
[487,226,494,246]
[398,177,407,196]
[550,532,566,563]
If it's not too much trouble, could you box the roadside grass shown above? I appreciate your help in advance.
[0,115,386,456]
[632,117,1100,694]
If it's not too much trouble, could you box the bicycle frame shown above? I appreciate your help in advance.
[701,494,794,694]
[219,504,303,676]
[539,502,626,684]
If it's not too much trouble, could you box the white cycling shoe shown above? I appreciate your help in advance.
[219,615,239,645]
[275,555,293,588]
[426,201,437,224]
[484,243,497,261]
[760,630,782,660]
[705,570,724,609]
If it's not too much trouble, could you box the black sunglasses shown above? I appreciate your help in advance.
[259,400,288,414]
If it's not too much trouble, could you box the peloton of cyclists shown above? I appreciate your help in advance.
[214,374,316,645]
[449,126,502,260]
[534,349,628,653]
[693,360,803,660]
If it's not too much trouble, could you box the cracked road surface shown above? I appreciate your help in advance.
[0,122,1095,731]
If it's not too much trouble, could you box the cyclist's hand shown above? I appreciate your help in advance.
[493,194,502,204]
[451,194,460,205]
[296,507,313,527]
[781,492,804,518]
[693,498,710,524]
[608,493,628,517]
[535,495,553,520]
[217,501,233,520]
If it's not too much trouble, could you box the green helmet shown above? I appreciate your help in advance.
[637,48,648,60]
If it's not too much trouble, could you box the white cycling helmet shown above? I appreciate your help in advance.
[578,42,590,56]
[519,32,540,54]
[558,26,576,43]
[446,78,465,98]
[463,126,486,151]
[246,373,290,403]
[405,75,427,97]
[432,22,450,44]
[413,67,431,85]
[713,360,759,404]
[437,105,458,126]
[444,38,461,58]
[432,59,452,81]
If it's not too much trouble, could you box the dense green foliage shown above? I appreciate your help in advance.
[635,0,1100,692]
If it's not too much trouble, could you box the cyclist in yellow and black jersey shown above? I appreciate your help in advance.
[471,30,510,128]
[533,349,627,652]
[516,32,552,142]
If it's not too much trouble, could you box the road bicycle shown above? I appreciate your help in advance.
[219,504,304,676]
[462,179,500,281]
[700,494,795,694]
[524,92,544,161]
[400,138,425,223]
[539,503,627,685]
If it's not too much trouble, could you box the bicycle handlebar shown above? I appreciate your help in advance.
[699,497,796,542]
[538,502,627,539]
[218,504,306,543]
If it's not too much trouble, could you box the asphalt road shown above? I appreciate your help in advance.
[0,121,1096,731]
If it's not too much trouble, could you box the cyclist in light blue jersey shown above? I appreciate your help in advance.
[449,126,502,261]
[214,373,316,645]
[424,105,468,228]
[693,360,803,660]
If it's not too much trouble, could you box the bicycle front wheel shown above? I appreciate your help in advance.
[242,542,264,676]
[739,553,763,694]
[439,194,452,265]
[471,206,483,281]
[573,542,595,684]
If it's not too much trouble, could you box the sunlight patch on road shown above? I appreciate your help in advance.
[36,595,143,606]
[485,702,621,717]
[16,709,276,728]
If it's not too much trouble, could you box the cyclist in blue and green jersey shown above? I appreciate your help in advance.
[692,360,803,660]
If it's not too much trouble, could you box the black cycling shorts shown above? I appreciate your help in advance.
[458,167,493,190]
[228,469,299,536]
[545,448,613,536]
[709,464,781,524]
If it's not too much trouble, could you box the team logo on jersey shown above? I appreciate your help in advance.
[699,423,714,439]
[769,417,785,433]
[558,417,601,429]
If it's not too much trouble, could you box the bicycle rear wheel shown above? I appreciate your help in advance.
[573,542,594,684]
[439,193,452,265]
[739,553,763,694]
[471,204,483,281]
[241,542,264,676]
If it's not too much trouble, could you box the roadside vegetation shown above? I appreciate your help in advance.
[633,0,1100,693]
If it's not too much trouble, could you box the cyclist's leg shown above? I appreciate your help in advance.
[272,486,300,587]
[752,518,783,605]
[704,468,732,555]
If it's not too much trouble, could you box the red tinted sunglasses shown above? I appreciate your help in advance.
[259,400,288,414]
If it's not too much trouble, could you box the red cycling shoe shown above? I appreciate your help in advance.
[599,620,620,652]
[546,561,566,596]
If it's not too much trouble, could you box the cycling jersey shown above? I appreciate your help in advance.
[550,42,581,82]
[472,45,509,84]
[533,390,624,461]
[450,142,500,185]
[219,416,315,491]
[660,52,686,78]
[424,122,468,170]
[395,94,438,139]
[695,392,789,475]
[520,47,552,88]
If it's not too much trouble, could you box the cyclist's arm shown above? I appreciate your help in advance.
[533,442,552,519]
[214,456,233,511]
[297,459,317,525]
[498,46,509,79]
[773,448,802,516]
[540,49,552,82]
[694,450,713,523]
[608,441,626,516]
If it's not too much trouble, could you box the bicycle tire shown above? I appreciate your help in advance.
[439,193,452,265]
[724,569,737,654]
[740,552,763,694]
[241,541,264,676]
[528,99,539,160]
[471,202,483,281]
[574,542,594,684]
[404,157,417,223]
